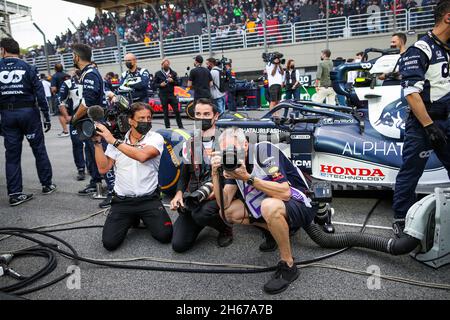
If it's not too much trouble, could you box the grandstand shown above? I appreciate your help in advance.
[0,0,32,38]
[24,0,437,76]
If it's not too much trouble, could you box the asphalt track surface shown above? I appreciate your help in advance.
[0,112,449,300]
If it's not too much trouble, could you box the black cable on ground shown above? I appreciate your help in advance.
[0,199,382,296]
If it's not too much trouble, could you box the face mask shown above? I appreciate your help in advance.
[126,62,134,69]
[135,121,152,135]
[196,118,214,131]
[291,65,295,69]
[73,57,79,69]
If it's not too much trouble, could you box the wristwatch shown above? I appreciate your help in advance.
[113,139,124,148]
[247,175,256,186]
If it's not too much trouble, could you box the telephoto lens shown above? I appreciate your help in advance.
[184,183,214,210]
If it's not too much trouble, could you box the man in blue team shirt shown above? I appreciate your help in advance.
[58,69,86,181]
[71,44,115,207]
[51,63,70,137]
[120,53,150,103]
[392,0,450,236]
[0,37,56,206]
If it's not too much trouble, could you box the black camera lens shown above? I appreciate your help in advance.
[222,149,241,171]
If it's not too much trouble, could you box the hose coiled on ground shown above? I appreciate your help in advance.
[304,224,421,256]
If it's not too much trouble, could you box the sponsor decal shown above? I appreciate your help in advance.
[291,134,311,140]
[342,141,404,156]
[293,160,312,168]
[0,70,26,84]
[320,164,385,181]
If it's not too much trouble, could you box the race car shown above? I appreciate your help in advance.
[149,86,193,116]
[155,48,450,195]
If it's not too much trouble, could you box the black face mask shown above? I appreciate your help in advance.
[126,62,134,70]
[135,121,152,135]
[196,118,214,131]
[291,65,295,69]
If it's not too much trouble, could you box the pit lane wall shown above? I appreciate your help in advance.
[97,34,416,76]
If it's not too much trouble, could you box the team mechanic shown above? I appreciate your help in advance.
[71,44,115,206]
[58,69,86,181]
[211,128,316,294]
[0,38,56,206]
[392,0,450,236]
[93,102,173,251]
[120,53,151,103]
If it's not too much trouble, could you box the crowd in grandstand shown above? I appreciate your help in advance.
[24,0,436,59]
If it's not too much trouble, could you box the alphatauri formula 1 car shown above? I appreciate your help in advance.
[156,48,450,195]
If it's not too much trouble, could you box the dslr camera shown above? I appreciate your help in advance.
[183,182,214,211]
[221,147,244,172]
[262,52,285,65]
[75,95,131,141]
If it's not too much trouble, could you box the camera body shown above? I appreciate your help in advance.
[183,182,214,211]
[262,52,285,65]
[221,147,244,171]
[216,56,232,70]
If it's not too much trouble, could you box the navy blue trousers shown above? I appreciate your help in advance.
[69,124,86,171]
[0,107,53,195]
[393,116,450,219]
[84,138,115,193]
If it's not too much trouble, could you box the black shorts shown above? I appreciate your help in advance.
[245,198,316,231]
[269,84,282,102]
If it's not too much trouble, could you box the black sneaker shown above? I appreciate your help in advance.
[263,261,299,295]
[393,219,405,238]
[259,229,278,252]
[76,171,86,181]
[42,184,57,195]
[217,226,233,248]
[78,184,96,196]
[99,194,112,208]
[9,194,34,207]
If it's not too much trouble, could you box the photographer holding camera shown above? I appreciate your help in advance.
[170,99,233,253]
[93,102,173,251]
[211,127,317,295]
[264,52,285,111]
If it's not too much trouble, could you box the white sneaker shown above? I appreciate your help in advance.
[58,131,70,138]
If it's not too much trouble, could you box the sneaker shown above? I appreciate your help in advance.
[392,219,405,238]
[58,131,70,138]
[78,184,97,196]
[99,194,112,208]
[76,171,86,181]
[42,184,57,195]
[263,261,299,295]
[259,229,278,252]
[217,226,233,248]
[9,194,34,207]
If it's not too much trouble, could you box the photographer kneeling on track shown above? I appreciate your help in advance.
[211,128,317,294]
[263,52,285,111]
[170,98,233,253]
[93,102,173,251]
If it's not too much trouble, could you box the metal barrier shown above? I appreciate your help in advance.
[294,17,347,42]
[163,36,201,56]
[25,5,436,72]
[408,5,435,31]
[348,9,408,37]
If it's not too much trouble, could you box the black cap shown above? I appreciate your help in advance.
[194,55,203,64]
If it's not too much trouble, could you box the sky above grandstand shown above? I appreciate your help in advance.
[11,0,95,48]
